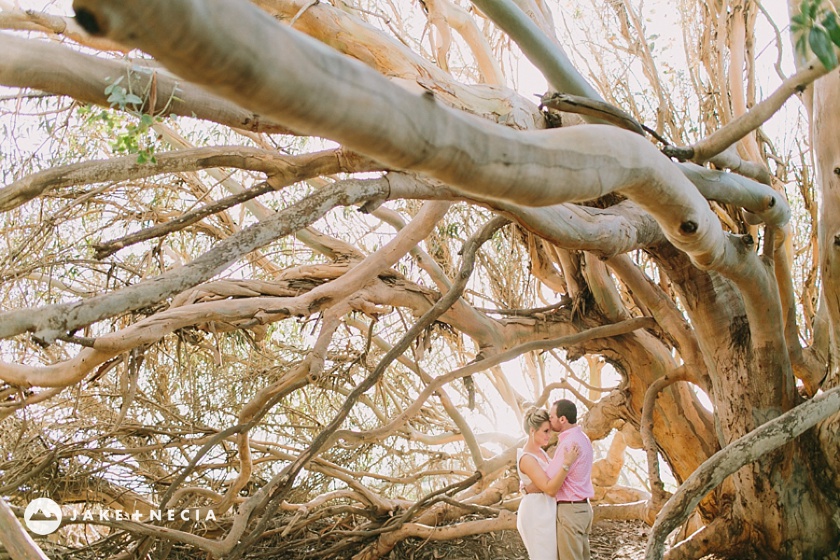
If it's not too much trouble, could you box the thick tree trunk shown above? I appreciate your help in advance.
[811,64,840,525]
[652,243,840,557]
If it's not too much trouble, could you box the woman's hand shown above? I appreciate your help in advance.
[563,442,581,469]
[542,442,583,495]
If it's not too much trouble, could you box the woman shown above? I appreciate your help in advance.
[516,407,580,560]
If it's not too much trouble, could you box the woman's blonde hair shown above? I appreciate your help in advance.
[523,406,549,433]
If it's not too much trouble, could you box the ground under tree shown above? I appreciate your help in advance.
[0,0,839,559]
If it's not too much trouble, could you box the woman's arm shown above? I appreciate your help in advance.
[519,444,581,495]
[543,444,579,495]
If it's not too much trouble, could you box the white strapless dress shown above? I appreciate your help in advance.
[516,448,557,560]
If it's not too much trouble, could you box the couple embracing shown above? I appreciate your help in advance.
[516,399,594,560]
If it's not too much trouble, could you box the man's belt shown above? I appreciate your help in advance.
[556,499,589,504]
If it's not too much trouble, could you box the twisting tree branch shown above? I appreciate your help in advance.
[225,216,510,559]
[646,386,840,560]
[640,366,693,509]
[67,0,790,282]
[91,145,381,258]
[0,33,294,134]
[0,147,373,212]
[469,0,603,101]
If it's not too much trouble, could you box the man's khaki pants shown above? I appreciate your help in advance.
[555,501,593,560]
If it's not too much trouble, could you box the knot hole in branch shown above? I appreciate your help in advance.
[74,8,105,36]
[679,220,698,234]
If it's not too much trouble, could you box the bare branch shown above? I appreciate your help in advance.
[0,146,374,212]
[665,59,829,165]
[0,34,296,134]
[0,178,388,344]
[470,0,602,100]
[68,0,790,278]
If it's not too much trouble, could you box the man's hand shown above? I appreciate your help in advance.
[523,482,539,494]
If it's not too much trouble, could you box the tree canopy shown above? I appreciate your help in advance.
[1,1,839,559]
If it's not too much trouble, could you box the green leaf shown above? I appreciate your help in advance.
[796,34,809,59]
[823,12,840,46]
[809,26,838,69]
[808,0,821,20]
[124,93,143,106]
[107,90,125,105]
[140,114,154,127]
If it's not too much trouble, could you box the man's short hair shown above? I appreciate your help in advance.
[553,399,578,424]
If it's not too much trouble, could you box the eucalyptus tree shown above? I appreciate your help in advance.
[0,0,838,559]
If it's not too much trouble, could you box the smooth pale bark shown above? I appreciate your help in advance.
[0,8,126,51]
[252,0,540,129]
[71,0,776,277]
[676,162,788,227]
[686,58,829,164]
[0,33,291,134]
[473,0,779,192]
[469,0,602,101]
[431,0,505,85]
[385,173,670,256]
[810,58,840,496]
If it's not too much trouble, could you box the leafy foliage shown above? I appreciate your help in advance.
[791,0,840,69]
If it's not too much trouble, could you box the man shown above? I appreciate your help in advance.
[546,399,594,560]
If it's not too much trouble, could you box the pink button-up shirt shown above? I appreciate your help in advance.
[546,425,594,502]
